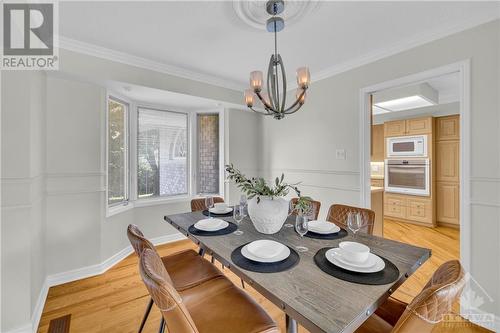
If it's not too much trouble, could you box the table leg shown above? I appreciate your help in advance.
[286,314,298,333]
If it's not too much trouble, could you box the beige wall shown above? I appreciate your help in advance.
[262,20,500,320]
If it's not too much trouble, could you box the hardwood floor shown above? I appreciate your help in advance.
[38,219,469,333]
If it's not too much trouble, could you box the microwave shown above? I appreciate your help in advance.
[387,135,427,157]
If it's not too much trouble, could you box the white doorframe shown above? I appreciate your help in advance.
[358,59,471,274]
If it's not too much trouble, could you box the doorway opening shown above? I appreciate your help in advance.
[359,60,470,310]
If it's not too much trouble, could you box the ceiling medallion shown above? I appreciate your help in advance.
[244,0,310,120]
[233,0,319,31]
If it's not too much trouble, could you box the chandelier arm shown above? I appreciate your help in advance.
[267,55,278,111]
[255,90,274,111]
[278,54,287,113]
[283,103,304,115]
[283,88,307,113]
[249,106,274,116]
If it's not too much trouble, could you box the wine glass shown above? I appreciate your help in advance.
[295,215,309,252]
[233,205,244,235]
[284,200,295,228]
[347,212,362,238]
[205,196,214,218]
[239,194,248,216]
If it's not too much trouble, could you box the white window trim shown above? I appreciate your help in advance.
[106,92,133,218]
[105,93,225,216]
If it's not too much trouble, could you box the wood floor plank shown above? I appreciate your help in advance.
[38,219,487,333]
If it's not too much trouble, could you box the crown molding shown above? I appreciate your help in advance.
[59,36,246,92]
[60,13,499,94]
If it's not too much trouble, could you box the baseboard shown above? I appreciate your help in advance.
[5,232,186,333]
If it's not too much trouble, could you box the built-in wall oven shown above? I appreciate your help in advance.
[385,159,430,196]
[387,135,427,157]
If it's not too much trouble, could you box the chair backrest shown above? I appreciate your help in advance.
[127,224,155,257]
[326,204,375,235]
[392,260,465,333]
[139,248,199,333]
[190,197,224,212]
[290,198,321,220]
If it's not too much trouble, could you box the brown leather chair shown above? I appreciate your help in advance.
[356,260,466,333]
[290,197,321,220]
[127,224,222,332]
[190,197,224,212]
[139,248,279,333]
[326,204,375,235]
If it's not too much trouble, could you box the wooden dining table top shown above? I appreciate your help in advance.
[164,212,431,333]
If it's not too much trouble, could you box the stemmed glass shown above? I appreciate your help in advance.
[239,194,248,217]
[347,212,362,238]
[295,215,309,252]
[233,205,245,235]
[205,196,214,218]
[284,200,295,228]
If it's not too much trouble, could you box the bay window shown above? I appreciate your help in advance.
[106,93,223,214]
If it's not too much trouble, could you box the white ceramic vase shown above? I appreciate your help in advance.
[247,196,289,234]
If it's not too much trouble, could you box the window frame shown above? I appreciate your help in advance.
[105,93,132,217]
[105,93,225,215]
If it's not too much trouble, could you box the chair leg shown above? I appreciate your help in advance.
[138,297,154,333]
[241,279,245,289]
[158,317,165,333]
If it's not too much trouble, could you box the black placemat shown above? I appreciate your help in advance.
[314,247,400,285]
[231,243,300,273]
[188,222,238,236]
[202,209,233,217]
[305,228,348,240]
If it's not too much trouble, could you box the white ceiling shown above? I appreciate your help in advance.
[59,1,500,89]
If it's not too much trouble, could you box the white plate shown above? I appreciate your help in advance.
[308,220,340,234]
[241,241,291,263]
[194,218,229,232]
[325,248,385,273]
[209,207,233,214]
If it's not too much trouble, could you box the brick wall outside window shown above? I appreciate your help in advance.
[197,114,219,194]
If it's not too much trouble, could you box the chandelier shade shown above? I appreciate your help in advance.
[245,0,310,120]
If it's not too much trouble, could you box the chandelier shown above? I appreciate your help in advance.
[244,0,310,120]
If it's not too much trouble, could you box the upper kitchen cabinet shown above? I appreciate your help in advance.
[384,120,406,137]
[384,117,432,137]
[436,115,460,141]
[406,117,432,135]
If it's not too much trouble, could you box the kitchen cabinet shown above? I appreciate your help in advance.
[436,141,459,182]
[436,182,460,226]
[371,124,384,162]
[384,117,432,137]
[407,197,433,224]
[371,178,384,187]
[384,193,434,226]
[384,120,406,137]
[435,115,460,227]
[436,115,460,141]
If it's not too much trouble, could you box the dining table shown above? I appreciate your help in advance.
[164,211,431,333]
